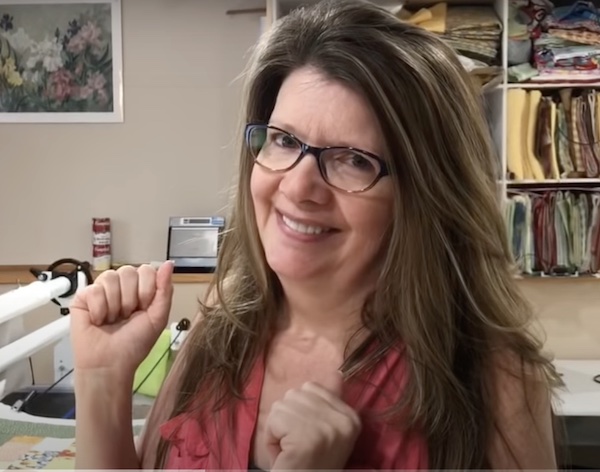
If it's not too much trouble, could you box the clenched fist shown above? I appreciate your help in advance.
[69,262,174,378]
[266,372,361,471]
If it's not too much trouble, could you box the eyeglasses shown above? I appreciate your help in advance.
[244,123,389,193]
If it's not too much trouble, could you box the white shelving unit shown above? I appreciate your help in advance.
[500,0,600,190]
[498,0,600,278]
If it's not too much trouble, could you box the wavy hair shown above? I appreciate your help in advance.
[140,0,560,468]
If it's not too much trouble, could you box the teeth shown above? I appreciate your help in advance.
[282,215,329,235]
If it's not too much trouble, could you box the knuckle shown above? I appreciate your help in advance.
[339,414,358,436]
[89,283,105,297]
[270,399,284,414]
[138,264,155,275]
[283,388,300,402]
[82,284,96,295]
[96,268,117,284]
[116,265,137,277]
[117,266,138,283]
[120,269,139,288]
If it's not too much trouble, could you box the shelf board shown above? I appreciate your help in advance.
[506,179,600,189]
[0,265,213,285]
[516,273,600,281]
[506,82,600,89]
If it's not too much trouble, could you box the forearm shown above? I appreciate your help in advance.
[74,370,140,469]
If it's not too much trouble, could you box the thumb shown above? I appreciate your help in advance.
[147,261,174,326]
[69,286,88,313]
[69,286,95,328]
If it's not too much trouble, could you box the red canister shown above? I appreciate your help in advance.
[92,217,112,271]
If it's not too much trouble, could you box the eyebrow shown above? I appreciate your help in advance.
[267,120,300,136]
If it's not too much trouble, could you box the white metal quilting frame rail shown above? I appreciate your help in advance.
[0,260,92,390]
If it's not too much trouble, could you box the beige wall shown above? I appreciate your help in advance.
[0,0,262,266]
[519,278,600,359]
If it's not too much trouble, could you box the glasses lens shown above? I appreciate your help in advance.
[247,125,267,157]
[321,149,381,192]
[248,126,301,171]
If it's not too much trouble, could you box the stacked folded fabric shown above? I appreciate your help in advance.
[507,88,600,181]
[505,190,600,275]
[397,2,503,88]
[537,0,600,82]
[509,0,600,83]
[441,5,503,66]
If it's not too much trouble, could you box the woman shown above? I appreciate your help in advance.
[72,0,561,469]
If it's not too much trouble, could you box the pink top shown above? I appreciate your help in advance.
[159,345,428,470]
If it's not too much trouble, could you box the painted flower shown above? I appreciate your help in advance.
[66,30,86,54]
[27,36,64,72]
[0,14,13,32]
[46,68,74,102]
[87,71,106,90]
[74,84,93,100]
[1,57,23,86]
[73,71,108,102]
[3,27,33,56]
[66,20,103,56]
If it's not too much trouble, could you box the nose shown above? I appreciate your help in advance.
[279,152,331,206]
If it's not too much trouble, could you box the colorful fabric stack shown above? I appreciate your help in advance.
[506,87,600,181]
[398,2,503,65]
[505,190,600,276]
[514,0,600,83]
[440,5,503,66]
[397,2,503,88]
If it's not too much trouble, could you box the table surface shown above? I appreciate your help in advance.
[553,360,600,417]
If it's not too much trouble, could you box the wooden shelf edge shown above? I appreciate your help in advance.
[515,275,600,282]
[172,273,213,284]
[0,265,213,285]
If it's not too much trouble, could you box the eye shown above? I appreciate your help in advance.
[332,151,376,173]
[348,153,373,170]
[273,132,299,149]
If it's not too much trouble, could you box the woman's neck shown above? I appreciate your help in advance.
[276,278,371,345]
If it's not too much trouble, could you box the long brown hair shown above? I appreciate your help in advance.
[141,0,559,468]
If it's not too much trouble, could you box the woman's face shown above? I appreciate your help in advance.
[250,67,394,287]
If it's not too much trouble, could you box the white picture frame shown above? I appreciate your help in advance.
[0,0,123,123]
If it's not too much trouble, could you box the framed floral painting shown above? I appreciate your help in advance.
[0,0,122,122]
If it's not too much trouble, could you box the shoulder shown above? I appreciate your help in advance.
[485,349,558,469]
[486,349,555,409]
[487,349,548,389]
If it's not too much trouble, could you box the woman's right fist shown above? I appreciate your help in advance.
[69,261,174,377]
